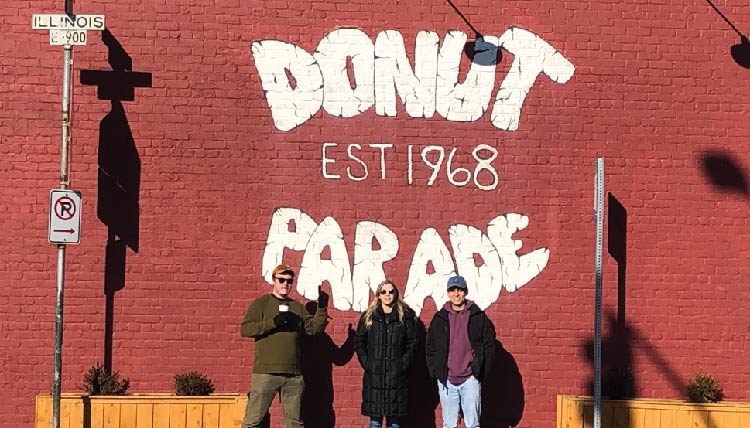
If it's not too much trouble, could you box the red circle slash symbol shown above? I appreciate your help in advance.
[55,196,76,221]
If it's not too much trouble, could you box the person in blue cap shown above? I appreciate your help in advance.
[426,274,496,428]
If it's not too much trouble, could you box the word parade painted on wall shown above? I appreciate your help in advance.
[262,207,550,315]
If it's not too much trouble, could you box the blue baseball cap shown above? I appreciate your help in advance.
[447,275,467,291]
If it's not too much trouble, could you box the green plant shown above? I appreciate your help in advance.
[82,363,130,395]
[686,371,724,403]
[174,371,215,396]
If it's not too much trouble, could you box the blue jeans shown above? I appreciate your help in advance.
[437,376,481,428]
[369,416,399,428]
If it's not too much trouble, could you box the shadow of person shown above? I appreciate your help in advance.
[480,341,525,428]
[80,28,152,373]
[406,318,439,428]
[301,302,356,428]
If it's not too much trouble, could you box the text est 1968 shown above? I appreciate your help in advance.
[322,143,499,190]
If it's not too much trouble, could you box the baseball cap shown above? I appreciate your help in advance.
[272,263,295,277]
[447,275,467,290]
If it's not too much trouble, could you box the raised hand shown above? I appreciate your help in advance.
[318,288,329,308]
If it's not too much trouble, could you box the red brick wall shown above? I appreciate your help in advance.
[2,0,750,427]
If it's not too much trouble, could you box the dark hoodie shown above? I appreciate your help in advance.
[426,300,497,384]
[445,300,474,384]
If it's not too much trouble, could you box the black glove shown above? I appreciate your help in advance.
[273,312,292,328]
[274,312,300,330]
[318,289,329,308]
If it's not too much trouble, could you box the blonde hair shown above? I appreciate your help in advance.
[362,279,408,329]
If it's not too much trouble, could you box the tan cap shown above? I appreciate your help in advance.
[272,263,295,277]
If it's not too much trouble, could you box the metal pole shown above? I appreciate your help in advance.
[60,45,72,189]
[593,158,604,428]
[53,43,73,428]
[53,245,65,428]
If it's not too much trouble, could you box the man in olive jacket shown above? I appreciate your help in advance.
[240,264,329,428]
[426,275,496,428]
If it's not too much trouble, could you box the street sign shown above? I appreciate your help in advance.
[32,14,104,46]
[32,14,104,30]
[50,29,87,46]
[49,190,82,244]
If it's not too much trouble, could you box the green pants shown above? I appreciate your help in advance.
[242,373,305,428]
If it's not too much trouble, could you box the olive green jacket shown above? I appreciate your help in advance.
[240,294,327,374]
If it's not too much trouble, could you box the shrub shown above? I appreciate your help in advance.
[82,363,130,395]
[174,371,215,396]
[686,371,724,403]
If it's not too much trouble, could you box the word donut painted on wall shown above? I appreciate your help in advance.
[261,207,550,315]
[251,27,575,132]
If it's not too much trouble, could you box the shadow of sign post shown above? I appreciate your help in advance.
[80,28,152,372]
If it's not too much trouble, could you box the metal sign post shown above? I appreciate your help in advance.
[593,158,605,428]
[32,9,105,428]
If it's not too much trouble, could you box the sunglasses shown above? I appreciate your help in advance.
[274,276,294,285]
[379,289,396,295]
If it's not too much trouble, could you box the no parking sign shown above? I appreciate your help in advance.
[48,190,82,244]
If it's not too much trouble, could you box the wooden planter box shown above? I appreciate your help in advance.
[35,393,247,428]
[557,395,750,428]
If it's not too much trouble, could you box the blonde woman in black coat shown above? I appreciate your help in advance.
[355,279,417,428]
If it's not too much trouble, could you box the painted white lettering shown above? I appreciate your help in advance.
[251,40,323,131]
[322,142,341,179]
[252,28,574,131]
[374,30,439,118]
[352,221,400,311]
[322,143,395,180]
[472,144,499,190]
[446,147,472,186]
[346,144,368,181]
[448,224,504,310]
[370,143,393,179]
[407,144,414,185]
[314,28,375,118]
[486,213,550,292]
[407,143,498,190]
[261,208,318,283]
[403,228,457,314]
[421,145,445,186]
[491,27,576,131]
[262,208,551,315]
[437,34,500,122]
[299,217,354,310]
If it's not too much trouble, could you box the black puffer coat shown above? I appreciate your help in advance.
[355,306,417,417]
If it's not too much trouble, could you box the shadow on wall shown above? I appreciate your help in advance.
[405,321,524,428]
[80,28,152,372]
[407,319,439,428]
[704,0,750,68]
[580,194,718,427]
[480,341,525,428]
[608,194,627,325]
[581,193,637,400]
[699,151,749,195]
[583,312,637,401]
[583,193,687,395]
[301,302,356,428]
[445,0,503,67]
[580,310,723,427]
